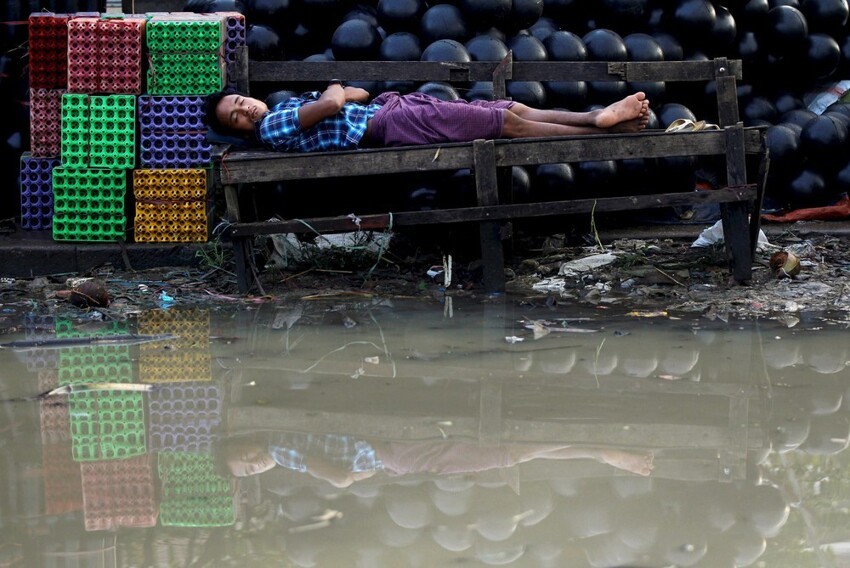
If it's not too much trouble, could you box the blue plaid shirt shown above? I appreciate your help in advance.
[268,433,383,473]
[257,92,382,153]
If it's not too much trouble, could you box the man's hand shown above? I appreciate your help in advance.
[344,86,370,103]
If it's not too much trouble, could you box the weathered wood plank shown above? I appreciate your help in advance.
[229,186,758,237]
[219,129,766,185]
[247,59,743,84]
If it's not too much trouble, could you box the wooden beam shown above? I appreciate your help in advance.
[229,186,758,237]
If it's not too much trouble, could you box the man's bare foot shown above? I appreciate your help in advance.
[598,449,654,476]
[609,115,649,134]
[594,92,647,129]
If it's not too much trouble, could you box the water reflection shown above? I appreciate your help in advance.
[0,299,848,566]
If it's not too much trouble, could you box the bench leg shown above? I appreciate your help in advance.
[232,235,253,293]
[474,140,506,293]
[722,124,753,283]
[721,202,753,283]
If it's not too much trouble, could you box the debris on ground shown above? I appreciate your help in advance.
[0,231,849,323]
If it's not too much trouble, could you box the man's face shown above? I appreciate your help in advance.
[215,94,269,132]
[227,443,277,477]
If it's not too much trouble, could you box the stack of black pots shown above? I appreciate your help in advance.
[191,0,850,212]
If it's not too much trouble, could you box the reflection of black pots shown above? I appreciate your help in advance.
[799,413,850,455]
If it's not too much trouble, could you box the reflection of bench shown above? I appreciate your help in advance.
[215,49,769,293]
[227,376,766,483]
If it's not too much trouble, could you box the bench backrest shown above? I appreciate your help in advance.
[229,47,744,127]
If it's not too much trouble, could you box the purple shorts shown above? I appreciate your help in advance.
[368,92,515,147]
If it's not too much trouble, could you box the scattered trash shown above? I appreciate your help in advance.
[532,278,566,293]
[65,277,93,288]
[0,333,176,351]
[55,279,110,308]
[626,310,669,318]
[691,219,769,251]
[364,356,380,364]
[4,382,156,402]
[770,251,802,278]
[159,291,175,305]
[273,304,304,330]
[505,336,525,344]
[558,252,618,276]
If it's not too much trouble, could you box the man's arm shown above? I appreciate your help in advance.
[297,84,372,129]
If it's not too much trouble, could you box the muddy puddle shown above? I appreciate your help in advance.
[0,296,848,567]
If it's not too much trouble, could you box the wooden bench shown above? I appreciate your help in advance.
[215,48,769,293]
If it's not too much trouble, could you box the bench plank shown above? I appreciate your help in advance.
[218,129,765,185]
[229,186,758,237]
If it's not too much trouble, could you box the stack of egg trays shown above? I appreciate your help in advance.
[55,318,146,462]
[67,14,144,94]
[80,455,158,530]
[220,11,245,86]
[28,13,69,89]
[30,88,65,158]
[158,452,235,527]
[137,95,212,169]
[61,94,135,169]
[133,169,210,242]
[20,154,59,230]
[146,15,225,96]
[52,167,127,242]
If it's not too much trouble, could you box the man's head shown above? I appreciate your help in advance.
[214,434,277,477]
[205,90,269,135]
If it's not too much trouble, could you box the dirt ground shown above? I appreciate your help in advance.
[2,222,849,326]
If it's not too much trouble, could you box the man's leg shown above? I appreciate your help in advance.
[507,92,648,130]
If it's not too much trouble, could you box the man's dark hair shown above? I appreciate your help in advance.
[204,88,243,136]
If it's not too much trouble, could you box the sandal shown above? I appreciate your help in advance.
[665,118,721,132]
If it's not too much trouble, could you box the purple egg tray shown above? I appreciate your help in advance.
[147,383,223,452]
[139,132,213,169]
[20,156,60,230]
